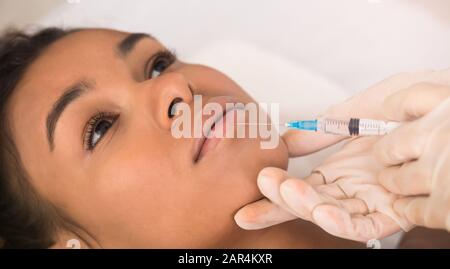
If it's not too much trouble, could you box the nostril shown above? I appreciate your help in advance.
[168,97,183,118]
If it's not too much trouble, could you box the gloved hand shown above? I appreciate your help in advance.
[235,136,412,242]
[374,83,450,232]
[234,69,450,241]
[283,69,450,156]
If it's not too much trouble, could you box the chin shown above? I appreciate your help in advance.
[248,135,289,170]
[231,136,289,203]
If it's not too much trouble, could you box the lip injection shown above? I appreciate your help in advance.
[285,118,400,136]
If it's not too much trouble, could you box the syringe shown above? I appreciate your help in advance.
[285,118,400,136]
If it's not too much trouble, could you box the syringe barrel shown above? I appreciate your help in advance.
[318,118,400,136]
[316,118,350,135]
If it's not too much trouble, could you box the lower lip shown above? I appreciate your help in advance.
[197,109,237,161]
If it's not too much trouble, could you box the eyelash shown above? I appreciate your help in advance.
[145,49,177,79]
[83,112,119,151]
[83,49,177,151]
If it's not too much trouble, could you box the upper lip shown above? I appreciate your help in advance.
[193,96,238,162]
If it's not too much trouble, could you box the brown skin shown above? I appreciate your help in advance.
[7,29,360,248]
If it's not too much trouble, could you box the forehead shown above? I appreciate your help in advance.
[10,29,127,103]
[18,29,129,91]
[8,30,122,124]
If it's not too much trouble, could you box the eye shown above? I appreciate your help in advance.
[147,50,176,79]
[84,112,119,151]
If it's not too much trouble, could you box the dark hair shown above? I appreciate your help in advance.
[0,27,73,248]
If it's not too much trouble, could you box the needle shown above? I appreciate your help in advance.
[235,123,286,126]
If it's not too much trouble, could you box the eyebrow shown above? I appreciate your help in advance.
[117,33,153,57]
[46,80,94,151]
[46,33,152,151]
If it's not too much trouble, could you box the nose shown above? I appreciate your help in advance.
[138,72,194,130]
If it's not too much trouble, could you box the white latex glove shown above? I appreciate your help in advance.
[283,69,450,156]
[374,83,450,232]
[234,69,450,241]
[235,136,411,242]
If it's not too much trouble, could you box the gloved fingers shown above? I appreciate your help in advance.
[393,196,428,228]
[251,169,338,227]
[233,166,297,230]
[374,122,428,166]
[338,199,370,215]
[304,171,326,186]
[382,82,450,121]
[374,83,450,166]
[394,196,447,230]
[315,183,348,200]
[312,204,400,242]
[279,178,331,221]
[257,167,292,211]
[282,129,344,157]
[281,177,370,216]
[257,167,316,221]
[234,198,297,230]
[378,161,431,196]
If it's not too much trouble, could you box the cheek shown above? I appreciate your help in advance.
[90,151,235,247]
[195,135,289,214]
[66,136,288,247]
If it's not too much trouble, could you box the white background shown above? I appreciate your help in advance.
[1,0,450,94]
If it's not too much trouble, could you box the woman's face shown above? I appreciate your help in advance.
[7,29,288,247]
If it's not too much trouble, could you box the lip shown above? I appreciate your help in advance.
[193,96,241,163]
